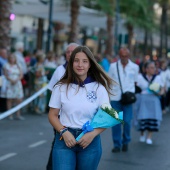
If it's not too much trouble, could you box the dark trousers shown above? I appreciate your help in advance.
[160,95,166,110]
[46,129,56,170]
[0,97,7,112]
[165,89,170,107]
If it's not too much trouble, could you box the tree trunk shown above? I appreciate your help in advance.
[149,33,153,57]
[144,29,148,55]
[0,0,12,49]
[160,3,168,58]
[36,18,44,50]
[68,0,79,43]
[126,23,134,56]
[105,14,113,56]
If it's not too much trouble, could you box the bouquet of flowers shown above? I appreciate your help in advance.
[148,82,160,95]
[76,103,123,141]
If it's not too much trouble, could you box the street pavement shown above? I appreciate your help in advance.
[0,111,170,170]
[99,112,170,170]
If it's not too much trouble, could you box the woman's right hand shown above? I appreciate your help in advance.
[62,131,76,148]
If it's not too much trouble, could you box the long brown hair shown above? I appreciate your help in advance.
[57,46,115,95]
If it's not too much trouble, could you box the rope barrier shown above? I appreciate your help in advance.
[0,85,48,120]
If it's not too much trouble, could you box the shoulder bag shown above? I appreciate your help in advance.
[116,62,136,105]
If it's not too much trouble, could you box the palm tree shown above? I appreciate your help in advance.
[157,0,170,57]
[120,0,155,56]
[0,0,12,49]
[84,0,115,56]
[68,0,80,43]
[97,0,115,56]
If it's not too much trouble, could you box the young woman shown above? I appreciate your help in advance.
[4,53,24,120]
[48,46,114,170]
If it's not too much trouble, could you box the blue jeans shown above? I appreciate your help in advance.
[111,101,133,148]
[52,128,102,170]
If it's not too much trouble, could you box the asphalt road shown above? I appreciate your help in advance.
[0,112,170,170]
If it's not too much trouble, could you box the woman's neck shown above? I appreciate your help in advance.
[146,73,152,77]
[79,75,88,82]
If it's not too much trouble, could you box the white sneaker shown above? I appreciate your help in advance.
[139,135,146,142]
[8,116,14,120]
[16,116,25,120]
[146,138,153,145]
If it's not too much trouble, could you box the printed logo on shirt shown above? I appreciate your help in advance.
[86,91,97,103]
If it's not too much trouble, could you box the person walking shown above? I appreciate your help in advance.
[135,61,164,144]
[46,42,79,170]
[108,47,139,152]
[48,46,114,170]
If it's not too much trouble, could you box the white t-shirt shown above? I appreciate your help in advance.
[48,65,66,91]
[15,51,28,74]
[137,73,164,94]
[108,60,139,101]
[160,70,167,87]
[165,69,170,90]
[49,82,110,129]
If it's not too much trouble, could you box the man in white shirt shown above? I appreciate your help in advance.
[109,47,139,152]
[46,42,79,170]
[48,43,79,91]
[14,42,28,75]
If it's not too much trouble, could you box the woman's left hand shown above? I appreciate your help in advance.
[77,132,95,149]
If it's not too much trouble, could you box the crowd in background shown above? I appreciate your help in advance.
[0,43,170,122]
[0,41,67,119]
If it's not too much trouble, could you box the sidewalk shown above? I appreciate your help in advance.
[98,113,170,170]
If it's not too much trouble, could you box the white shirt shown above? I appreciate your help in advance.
[137,73,164,94]
[49,82,110,129]
[164,69,170,90]
[48,65,66,91]
[108,60,139,101]
[160,70,167,87]
[15,51,28,74]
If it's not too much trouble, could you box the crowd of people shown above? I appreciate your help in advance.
[0,42,170,170]
[0,42,67,118]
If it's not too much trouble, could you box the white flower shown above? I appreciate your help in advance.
[114,112,119,119]
[149,83,160,92]
[101,103,112,110]
[101,103,119,119]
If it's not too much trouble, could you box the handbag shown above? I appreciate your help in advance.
[116,62,136,105]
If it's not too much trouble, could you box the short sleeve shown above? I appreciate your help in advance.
[108,63,115,79]
[97,85,110,106]
[48,69,58,91]
[48,85,62,109]
[134,65,139,82]
[154,75,164,88]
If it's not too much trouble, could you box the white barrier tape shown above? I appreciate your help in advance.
[0,85,48,120]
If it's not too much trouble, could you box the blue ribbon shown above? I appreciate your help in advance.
[82,121,94,134]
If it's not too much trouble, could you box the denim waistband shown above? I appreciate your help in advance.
[56,127,82,135]
[67,127,83,138]
[68,127,82,132]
